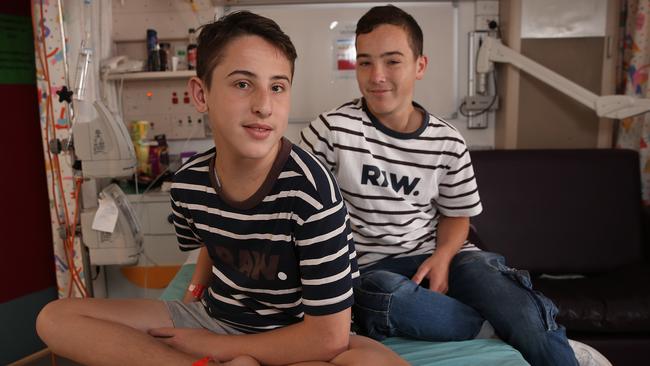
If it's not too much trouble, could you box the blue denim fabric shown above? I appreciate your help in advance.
[353,251,578,366]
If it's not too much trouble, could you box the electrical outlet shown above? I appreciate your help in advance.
[165,116,185,140]
[467,114,488,129]
[147,115,170,138]
[121,80,207,141]
[464,95,498,111]
[183,115,206,139]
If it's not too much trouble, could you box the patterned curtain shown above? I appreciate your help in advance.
[618,0,650,205]
[32,0,114,299]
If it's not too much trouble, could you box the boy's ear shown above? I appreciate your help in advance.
[415,54,428,80]
[188,76,209,113]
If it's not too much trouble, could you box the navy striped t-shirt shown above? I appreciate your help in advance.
[171,138,360,333]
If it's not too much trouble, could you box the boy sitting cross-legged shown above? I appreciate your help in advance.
[36,11,406,366]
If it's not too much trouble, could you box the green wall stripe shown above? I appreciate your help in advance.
[0,14,36,85]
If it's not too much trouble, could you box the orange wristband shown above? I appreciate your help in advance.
[192,356,212,366]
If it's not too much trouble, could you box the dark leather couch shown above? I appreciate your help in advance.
[469,149,650,366]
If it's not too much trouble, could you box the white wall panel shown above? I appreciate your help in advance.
[521,0,608,39]
[230,2,459,122]
[111,0,496,148]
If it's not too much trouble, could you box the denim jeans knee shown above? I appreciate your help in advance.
[452,250,503,270]
[452,251,560,332]
[353,270,406,340]
[360,270,411,293]
[353,269,485,341]
[497,262,560,332]
[447,251,577,365]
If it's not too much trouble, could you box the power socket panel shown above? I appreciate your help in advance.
[121,79,209,140]
[464,95,499,111]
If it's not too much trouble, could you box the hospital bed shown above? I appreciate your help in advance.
[161,262,529,366]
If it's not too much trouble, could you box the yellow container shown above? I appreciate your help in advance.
[131,120,151,176]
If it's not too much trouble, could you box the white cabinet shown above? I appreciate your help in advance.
[127,191,188,265]
[99,191,188,300]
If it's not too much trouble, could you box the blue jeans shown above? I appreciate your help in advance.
[352,251,578,366]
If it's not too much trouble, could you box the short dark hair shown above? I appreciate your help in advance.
[196,11,297,89]
[356,5,423,57]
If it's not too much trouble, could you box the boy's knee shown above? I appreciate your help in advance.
[331,336,409,366]
[453,251,505,273]
[359,270,413,293]
[36,298,86,339]
[36,298,68,341]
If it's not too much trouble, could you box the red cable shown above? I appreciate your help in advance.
[67,177,88,297]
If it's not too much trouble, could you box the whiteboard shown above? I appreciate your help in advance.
[228,2,458,122]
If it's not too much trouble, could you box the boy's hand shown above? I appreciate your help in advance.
[149,327,221,360]
[411,252,451,293]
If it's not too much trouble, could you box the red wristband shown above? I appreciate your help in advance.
[188,283,206,298]
[192,356,212,366]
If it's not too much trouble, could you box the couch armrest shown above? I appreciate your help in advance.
[468,225,488,251]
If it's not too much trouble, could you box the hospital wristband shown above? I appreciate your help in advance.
[188,283,206,298]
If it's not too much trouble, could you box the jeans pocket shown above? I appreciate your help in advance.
[353,286,393,341]
[497,263,559,332]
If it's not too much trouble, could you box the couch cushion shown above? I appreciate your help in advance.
[470,149,645,274]
[533,266,650,333]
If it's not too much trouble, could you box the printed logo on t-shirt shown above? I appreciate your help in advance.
[214,246,280,281]
[360,164,421,196]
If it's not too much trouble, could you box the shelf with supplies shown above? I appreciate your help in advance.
[105,70,195,81]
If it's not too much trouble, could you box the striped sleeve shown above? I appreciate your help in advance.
[299,114,338,172]
[170,186,203,251]
[294,189,356,316]
[435,136,483,217]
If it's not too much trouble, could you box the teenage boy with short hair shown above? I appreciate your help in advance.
[37,11,406,366]
[300,5,610,366]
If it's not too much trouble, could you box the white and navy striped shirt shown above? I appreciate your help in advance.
[171,138,359,333]
[300,99,482,268]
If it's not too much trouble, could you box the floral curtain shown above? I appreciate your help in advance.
[618,0,650,205]
[32,0,114,298]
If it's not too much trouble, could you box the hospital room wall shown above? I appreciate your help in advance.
[0,2,58,364]
[496,0,619,149]
[112,0,621,154]
[111,0,498,151]
[233,1,495,149]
